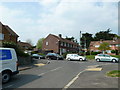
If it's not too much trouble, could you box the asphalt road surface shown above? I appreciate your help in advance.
[3,60,118,89]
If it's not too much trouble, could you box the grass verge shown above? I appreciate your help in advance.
[106,70,120,77]
[86,55,95,60]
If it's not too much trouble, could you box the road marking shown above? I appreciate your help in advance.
[86,68,102,71]
[4,84,13,88]
[38,67,63,76]
[38,73,45,76]
[34,63,45,66]
[63,70,85,90]
[50,67,62,71]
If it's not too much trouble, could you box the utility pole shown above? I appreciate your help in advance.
[79,31,82,54]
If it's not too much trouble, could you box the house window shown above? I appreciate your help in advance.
[0,33,4,40]
[46,42,48,46]
[61,42,63,46]
[64,42,66,47]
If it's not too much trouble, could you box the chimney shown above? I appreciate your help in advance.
[59,34,62,38]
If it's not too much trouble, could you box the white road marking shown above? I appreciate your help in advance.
[38,73,45,76]
[63,70,85,89]
[5,84,13,88]
[38,67,63,76]
[50,67,62,71]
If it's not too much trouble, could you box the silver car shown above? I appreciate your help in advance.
[95,54,119,63]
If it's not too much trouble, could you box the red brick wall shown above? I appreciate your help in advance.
[1,25,18,43]
[42,35,59,53]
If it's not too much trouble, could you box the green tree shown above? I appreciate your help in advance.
[36,38,44,49]
[94,28,116,41]
[98,42,110,54]
[80,33,93,50]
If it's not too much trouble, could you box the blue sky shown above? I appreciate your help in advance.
[0,0,118,45]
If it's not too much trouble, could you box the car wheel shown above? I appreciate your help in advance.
[67,58,71,61]
[79,58,83,61]
[96,58,100,62]
[112,59,116,63]
[2,72,11,84]
[47,57,50,60]
[56,57,59,60]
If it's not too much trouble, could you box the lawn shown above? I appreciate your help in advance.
[86,55,95,60]
[106,70,120,77]
[111,55,120,59]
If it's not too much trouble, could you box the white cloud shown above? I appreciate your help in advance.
[0,1,118,45]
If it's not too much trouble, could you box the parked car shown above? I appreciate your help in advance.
[95,54,119,63]
[66,54,87,61]
[46,53,64,60]
[0,48,19,83]
[32,54,45,59]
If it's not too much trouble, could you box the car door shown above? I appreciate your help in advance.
[70,54,75,60]
[74,54,79,60]
[100,55,106,61]
[104,55,111,61]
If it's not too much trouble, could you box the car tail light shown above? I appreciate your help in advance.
[16,61,19,66]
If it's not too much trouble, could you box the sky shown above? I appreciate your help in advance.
[0,0,119,45]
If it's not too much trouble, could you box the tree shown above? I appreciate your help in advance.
[36,38,45,49]
[94,28,116,41]
[26,39,33,46]
[98,42,110,54]
[80,33,93,50]
[65,36,75,41]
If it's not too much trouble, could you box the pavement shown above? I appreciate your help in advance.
[69,63,119,88]
[18,59,50,71]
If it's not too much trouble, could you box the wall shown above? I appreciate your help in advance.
[42,35,59,53]
[18,56,33,66]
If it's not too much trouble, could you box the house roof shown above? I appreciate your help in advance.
[0,22,19,37]
[90,39,120,46]
[4,25,19,37]
[18,41,32,47]
[47,34,79,46]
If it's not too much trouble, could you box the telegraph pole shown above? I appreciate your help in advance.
[79,31,82,54]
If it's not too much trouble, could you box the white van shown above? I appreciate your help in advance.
[0,48,19,83]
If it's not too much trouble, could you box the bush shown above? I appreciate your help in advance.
[3,42,29,57]
[91,52,101,55]
[31,51,37,55]
[38,53,45,56]
[111,50,116,53]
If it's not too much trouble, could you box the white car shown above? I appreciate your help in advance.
[66,54,86,61]
[95,54,119,63]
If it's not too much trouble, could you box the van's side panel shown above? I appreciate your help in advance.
[0,48,18,73]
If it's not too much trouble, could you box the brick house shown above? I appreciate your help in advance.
[89,39,120,54]
[18,41,32,50]
[0,22,19,44]
[42,34,80,55]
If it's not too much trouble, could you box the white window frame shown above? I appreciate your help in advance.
[0,33,4,40]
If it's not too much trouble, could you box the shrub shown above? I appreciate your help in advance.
[111,50,116,53]
[3,42,29,57]
[38,53,45,56]
[91,52,101,55]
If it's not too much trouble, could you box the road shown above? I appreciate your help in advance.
[3,60,118,89]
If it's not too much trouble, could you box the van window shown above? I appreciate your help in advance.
[0,50,12,60]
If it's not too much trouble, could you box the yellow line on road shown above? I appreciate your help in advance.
[34,63,45,66]
[86,68,102,71]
